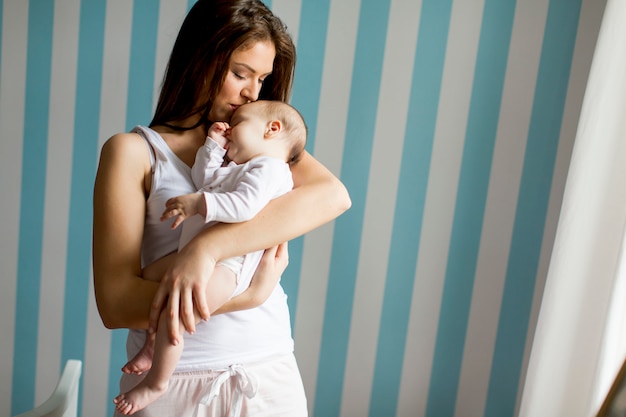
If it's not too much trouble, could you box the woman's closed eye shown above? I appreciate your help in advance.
[233,72,266,87]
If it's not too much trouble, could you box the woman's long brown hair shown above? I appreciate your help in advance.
[150,0,296,130]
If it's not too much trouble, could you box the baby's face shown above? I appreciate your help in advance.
[225,105,268,164]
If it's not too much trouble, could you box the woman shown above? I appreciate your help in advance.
[92,0,350,415]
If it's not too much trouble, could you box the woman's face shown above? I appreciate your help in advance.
[209,40,276,123]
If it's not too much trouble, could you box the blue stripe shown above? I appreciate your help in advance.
[368,1,453,416]
[11,1,54,414]
[282,0,331,329]
[281,235,304,328]
[426,1,517,416]
[313,1,391,415]
[125,0,160,131]
[484,1,582,415]
[62,2,106,417]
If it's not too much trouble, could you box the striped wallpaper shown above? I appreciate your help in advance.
[0,0,606,416]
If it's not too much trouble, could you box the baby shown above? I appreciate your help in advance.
[114,100,307,415]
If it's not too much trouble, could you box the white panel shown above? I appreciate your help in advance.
[520,0,606,413]
[153,0,188,114]
[270,0,302,46]
[396,0,482,414]
[520,0,626,413]
[0,1,28,416]
[293,0,360,413]
[339,0,421,415]
[455,0,548,415]
[35,0,81,404]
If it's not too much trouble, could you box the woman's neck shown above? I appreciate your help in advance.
[156,112,207,131]
[152,117,208,168]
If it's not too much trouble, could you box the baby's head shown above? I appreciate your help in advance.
[227,100,307,165]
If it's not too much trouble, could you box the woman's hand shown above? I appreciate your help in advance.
[214,242,289,314]
[148,243,216,344]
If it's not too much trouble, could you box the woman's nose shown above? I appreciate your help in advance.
[242,80,261,102]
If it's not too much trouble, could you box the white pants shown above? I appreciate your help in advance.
[115,353,307,417]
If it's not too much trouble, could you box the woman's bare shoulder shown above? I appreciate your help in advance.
[101,131,147,153]
[99,131,152,165]
[96,131,153,187]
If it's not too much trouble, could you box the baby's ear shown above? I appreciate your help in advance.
[265,120,282,138]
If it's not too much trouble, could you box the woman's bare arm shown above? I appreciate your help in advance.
[151,150,351,339]
[92,133,158,330]
[203,151,350,259]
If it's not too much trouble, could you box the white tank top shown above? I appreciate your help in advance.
[127,126,294,371]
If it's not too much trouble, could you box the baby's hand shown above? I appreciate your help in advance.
[207,122,230,148]
[161,193,206,229]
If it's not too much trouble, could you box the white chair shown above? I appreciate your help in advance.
[13,359,83,417]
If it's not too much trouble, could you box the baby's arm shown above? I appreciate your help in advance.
[160,193,206,230]
[203,162,289,224]
[207,122,229,148]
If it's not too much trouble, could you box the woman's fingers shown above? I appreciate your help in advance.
[148,286,167,334]
[180,287,196,334]
[193,283,211,322]
[149,243,216,341]
[149,274,183,344]
[166,289,181,345]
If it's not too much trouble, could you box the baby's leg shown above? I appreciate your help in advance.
[113,265,237,415]
[122,332,155,375]
[114,311,183,415]
[120,253,176,375]
[204,264,239,313]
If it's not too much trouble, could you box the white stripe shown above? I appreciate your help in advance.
[396,0,482,414]
[153,0,188,115]
[293,0,360,413]
[35,0,81,404]
[97,0,132,151]
[455,0,548,415]
[0,1,28,416]
[339,0,421,415]
[270,0,302,46]
[83,275,112,417]
[520,0,607,412]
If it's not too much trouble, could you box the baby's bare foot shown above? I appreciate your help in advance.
[122,339,154,374]
[113,382,167,415]
[113,395,135,415]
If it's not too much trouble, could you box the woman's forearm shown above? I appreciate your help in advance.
[185,152,351,262]
[95,272,159,330]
